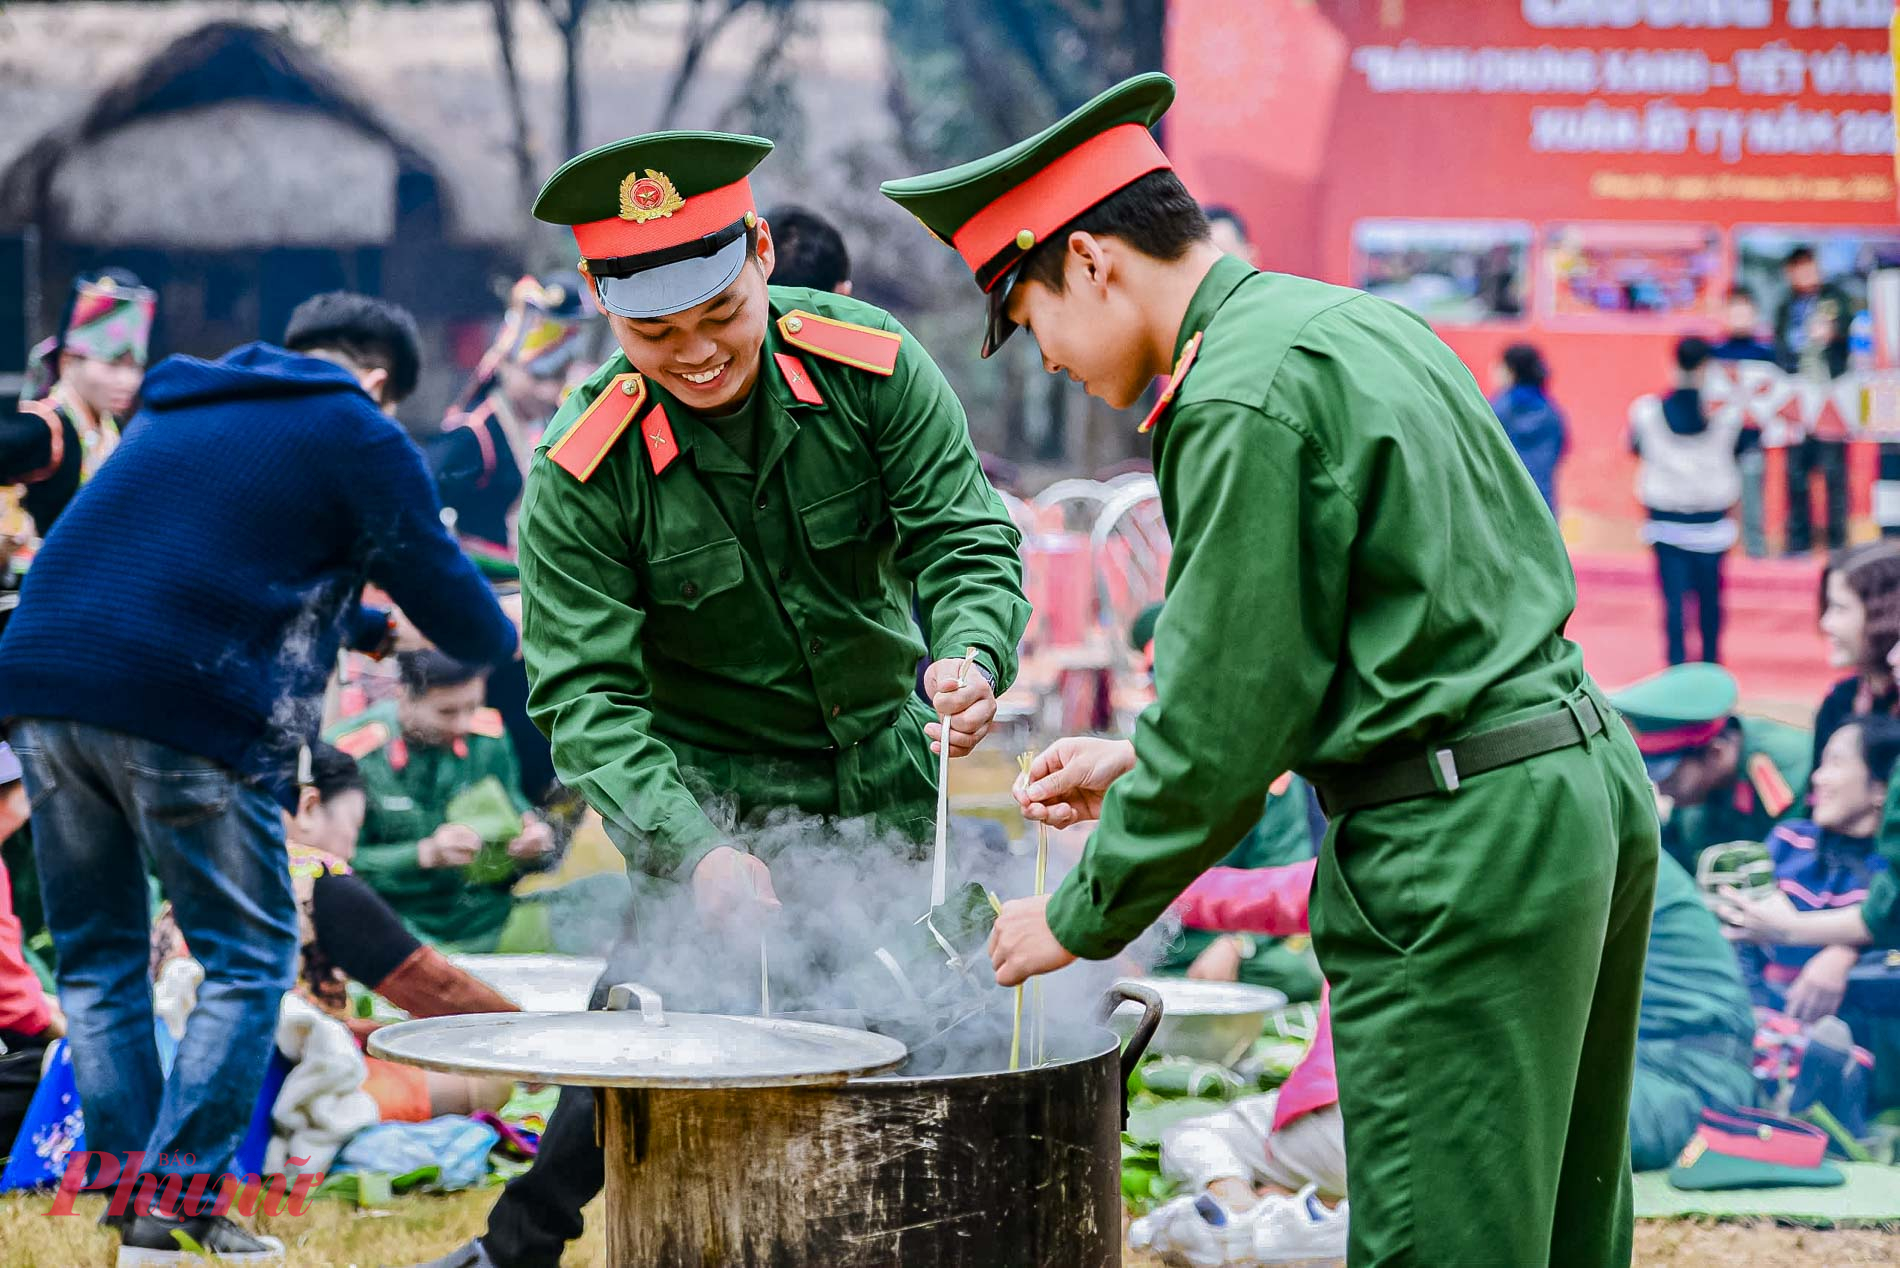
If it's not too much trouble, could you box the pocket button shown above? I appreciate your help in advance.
[682,582,700,600]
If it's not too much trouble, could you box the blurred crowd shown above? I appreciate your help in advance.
[0,191,1896,1268]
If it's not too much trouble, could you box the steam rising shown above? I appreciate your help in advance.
[590,800,1173,1077]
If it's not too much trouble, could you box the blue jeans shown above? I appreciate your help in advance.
[9,719,296,1195]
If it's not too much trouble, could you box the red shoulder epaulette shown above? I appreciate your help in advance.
[1748,752,1796,818]
[333,720,391,760]
[467,707,507,739]
[777,310,901,376]
[547,373,647,482]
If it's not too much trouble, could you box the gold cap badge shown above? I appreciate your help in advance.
[619,169,685,223]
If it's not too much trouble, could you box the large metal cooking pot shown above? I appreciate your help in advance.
[599,981,1162,1268]
[370,980,1163,1268]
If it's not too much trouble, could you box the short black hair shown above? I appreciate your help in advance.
[1674,335,1712,372]
[1784,246,1816,269]
[284,292,422,402]
[1725,284,1757,306]
[1017,170,1210,292]
[397,649,488,694]
[1840,714,1900,787]
[1501,342,1548,390]
[1202,203,1249,242]
[305,742,365,802]
[766,205,852,292]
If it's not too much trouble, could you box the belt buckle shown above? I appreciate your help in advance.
[1430,748,1460,795]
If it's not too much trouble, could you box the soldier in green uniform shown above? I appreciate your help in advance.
[1611,662,1811,875]
[1628,851,1758,1171]
[886,74,1659,1265]
[329,651,559,952]
[415,131,1028,1268]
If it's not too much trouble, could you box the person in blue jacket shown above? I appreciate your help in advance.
[0,292,517,1262]
[1489,342,1568,518]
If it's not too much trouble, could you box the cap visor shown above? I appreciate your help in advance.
[981,273,1021,359]
[1643,753,1685,784]
[594,235,748,320]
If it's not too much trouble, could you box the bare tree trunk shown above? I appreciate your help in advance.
[561,10,585,155]
[487,0,539,226]
[658,0,750,129]
[536,0,590,158]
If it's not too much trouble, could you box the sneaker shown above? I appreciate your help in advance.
[406,1239,501,1268]
[1249,1186,1349,1264]
[115,1212,284,1266]
[1128,1192,1259,1267]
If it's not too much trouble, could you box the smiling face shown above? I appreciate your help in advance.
[1810,724,1885,835]
[1005,234,1157,411]
[1820,570,1867,670]
[595,224,776,413]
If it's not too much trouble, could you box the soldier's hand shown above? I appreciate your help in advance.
[507,817,555,861]
[691,845,781,928]
[988,894,1077,986]
[924,657,997,758]
[419,823,483,869]
[1014,737,1137,829]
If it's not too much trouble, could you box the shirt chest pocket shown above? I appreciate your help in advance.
[371,792,432,846]
[642,537,764,667]
[799,478,891,600]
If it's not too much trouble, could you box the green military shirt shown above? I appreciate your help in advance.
[1640,852,1755,1043]
[1046,256,1588,957]
[1661,716,1811,874]
[329,701,535,949]
[518,286,1029,880]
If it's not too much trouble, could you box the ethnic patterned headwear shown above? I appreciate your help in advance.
[24,272,157,401]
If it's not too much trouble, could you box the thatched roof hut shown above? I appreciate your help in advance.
[0,20,451,247]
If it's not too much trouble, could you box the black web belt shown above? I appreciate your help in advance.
[1312,692,1606,818]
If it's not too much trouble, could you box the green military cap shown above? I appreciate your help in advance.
[533,132,772,320]
[880,72,1176,356]
[1608,663,1739,781]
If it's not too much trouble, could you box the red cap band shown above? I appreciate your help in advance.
[951,124,1171,288]
[1632,717,1728,755]
[572,178,756,262]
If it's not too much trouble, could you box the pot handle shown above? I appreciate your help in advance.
[1095,981,1164,1124]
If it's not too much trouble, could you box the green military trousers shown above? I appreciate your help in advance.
[1311,687,1660,1266]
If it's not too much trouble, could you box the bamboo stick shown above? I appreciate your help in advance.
[930,647,978,909]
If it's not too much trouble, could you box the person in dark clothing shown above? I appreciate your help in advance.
[1712,286,1779,558]
[762,205,853,293]
[1775,247,1856,556]
[1814,543,1900,768]
[1488,342,1567,516]
[1630,337,1747,665]
[0,292,517,1262]
[430,276,597,804]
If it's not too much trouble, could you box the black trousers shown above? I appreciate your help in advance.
[1653,543,1725,666]
[1785,436,1849,554]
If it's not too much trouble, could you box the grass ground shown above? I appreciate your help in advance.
[2,1190,1897,1267]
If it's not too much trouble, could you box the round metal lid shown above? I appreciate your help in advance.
[1111,976,1286,1017]
[367,1002,908,1089]
[446,954,604,1013]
